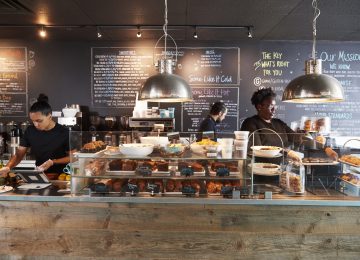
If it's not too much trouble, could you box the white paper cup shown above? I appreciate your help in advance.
[234,131,249,140]
[221,146,233,159]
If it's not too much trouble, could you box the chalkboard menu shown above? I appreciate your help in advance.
[0,47,27,117]
[91,47,240,132]
[182,87,239,132]
[248,43,360,136]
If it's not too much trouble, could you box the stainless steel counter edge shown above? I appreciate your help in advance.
[1,194,360,206]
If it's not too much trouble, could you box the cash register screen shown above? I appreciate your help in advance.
[15,170,50,184]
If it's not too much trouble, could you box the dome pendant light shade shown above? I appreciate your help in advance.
[138,0,192,103]
[282,60,344,103]
[140,59,192,102]
[282,0,344,103]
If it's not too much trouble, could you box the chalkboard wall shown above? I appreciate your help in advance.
[1,39,360,136]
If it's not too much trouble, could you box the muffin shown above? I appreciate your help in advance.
[122,160,137,171]
[166,179,176,192]
[109,159,123,171]
[189,162,203,172]
[157,161,169,171]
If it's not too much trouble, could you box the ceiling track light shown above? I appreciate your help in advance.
[193,26,198,39]
[247,26,253,38]
[97,26,102,38]
[39,25,47,38]
[136,26,142,38]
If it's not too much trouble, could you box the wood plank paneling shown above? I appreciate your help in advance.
[1,201,360,259]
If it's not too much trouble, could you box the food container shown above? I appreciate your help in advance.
[234,131,249,140]
[249,163,281,176]
[190,142,221,155]
[280,162,305,194]
[251,146,282,157]
[339,180,360,197]
[119,143,154,157]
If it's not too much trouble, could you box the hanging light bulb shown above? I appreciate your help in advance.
[282,0,344,103]
[39,26,47,38]
[139,0,192,102]
[136,26,142,38]
[97,27,102,38]
[193,26,198,39]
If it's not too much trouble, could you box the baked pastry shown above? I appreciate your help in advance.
[174,181,182,192]
[112,179,125,192]
[207,181,217,193]
[122,160,137,171]
[142,161,157,171]
[190,180,201,193]
[211,162,226,171]
[166,179,175,192]
[189,162,203,172]
[157,161,169,171]
[109,159,123,171]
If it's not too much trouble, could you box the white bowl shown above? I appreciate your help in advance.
[251,146,282,157]
[62,108,78,117]
[140,136,169,147]
[190,143,221,155]
[119,143,154,156]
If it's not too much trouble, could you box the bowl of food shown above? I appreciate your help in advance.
[249,163,281,175]
[140,136,170,147]
[119,143,154,157]
[251,146,282,157]
[160,143,186,157]
[190,139,221,155]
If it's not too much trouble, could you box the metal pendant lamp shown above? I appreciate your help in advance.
[282,0,344,103]
[139,0,192,102]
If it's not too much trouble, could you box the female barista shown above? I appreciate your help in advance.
[0,94,72,177]
[197,102,227,141]
[240,87,338,160]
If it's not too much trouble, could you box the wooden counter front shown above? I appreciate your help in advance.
[1,200,360,259]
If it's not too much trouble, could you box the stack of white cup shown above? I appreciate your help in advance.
[220,138,234,159]
[234,131,249,159]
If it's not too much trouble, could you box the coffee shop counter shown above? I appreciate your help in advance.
[1,187,360,259]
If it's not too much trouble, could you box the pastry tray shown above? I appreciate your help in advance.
[338,159,360,168]
[74,149,105,158]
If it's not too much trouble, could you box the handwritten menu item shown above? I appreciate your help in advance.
[177,47,240,85]
[0,47,27,117]
[0,94,27,116]
[91,47,240,109]
[250,43,360,136]
[91,47,154,108]
[182,87,239,132]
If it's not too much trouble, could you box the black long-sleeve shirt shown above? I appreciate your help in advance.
[197,115,218,141]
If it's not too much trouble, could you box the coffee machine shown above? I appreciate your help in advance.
[57,104,82,130]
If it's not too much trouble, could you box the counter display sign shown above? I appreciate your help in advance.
[0,47,27,117]
[182,87,239,132]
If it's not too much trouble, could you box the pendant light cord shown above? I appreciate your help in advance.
[163,0,168,59]
[312,0,320,60]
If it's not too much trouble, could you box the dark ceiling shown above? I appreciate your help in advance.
[0,0,359,41]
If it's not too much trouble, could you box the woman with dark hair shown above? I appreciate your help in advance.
[0,94,72,177]
[197,101,227,141]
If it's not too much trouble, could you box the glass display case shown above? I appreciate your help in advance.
[67,130,353,199]
[69,131,250,198]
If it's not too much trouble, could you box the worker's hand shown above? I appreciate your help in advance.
[325,147,338,161]
[0,166,10,178]
[37,159,54,172]
[287,150,302,162]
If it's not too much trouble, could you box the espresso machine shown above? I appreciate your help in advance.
[128,117,175,132]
